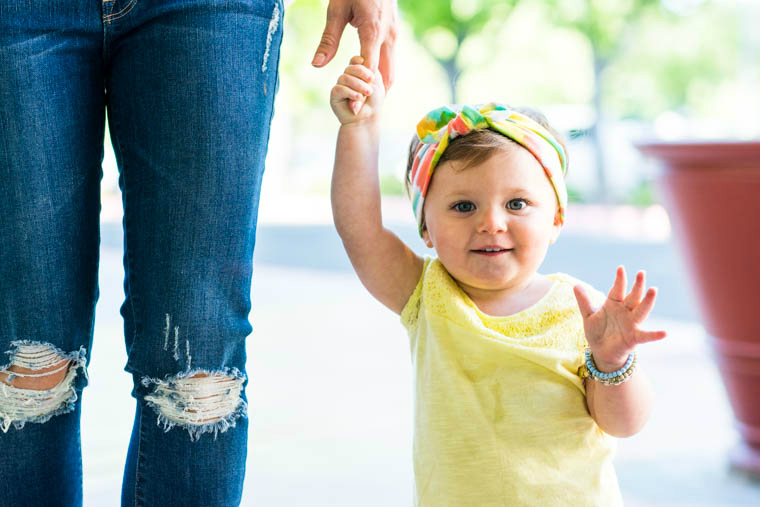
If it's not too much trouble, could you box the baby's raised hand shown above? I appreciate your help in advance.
[330,56,385,125]
[574,267,667,372]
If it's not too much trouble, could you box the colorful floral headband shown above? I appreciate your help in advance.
[408,103,568,235]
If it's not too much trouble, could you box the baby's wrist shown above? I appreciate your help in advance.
[340,115,381,132]
[583,348,638,386]
[589,349,635,373]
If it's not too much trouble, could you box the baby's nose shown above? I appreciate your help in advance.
[477,206,508,234]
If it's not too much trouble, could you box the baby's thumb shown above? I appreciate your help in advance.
[365,67,385,103]
[573,285,594,319]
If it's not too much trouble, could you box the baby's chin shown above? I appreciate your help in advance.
[448,269,530,297]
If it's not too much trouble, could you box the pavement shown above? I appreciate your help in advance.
[79,193,760,506]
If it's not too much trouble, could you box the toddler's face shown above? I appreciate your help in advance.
[422,145,562,299]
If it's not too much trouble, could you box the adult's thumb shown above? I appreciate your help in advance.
[313,12,348,67]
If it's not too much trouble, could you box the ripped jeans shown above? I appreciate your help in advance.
[0,0,283,505]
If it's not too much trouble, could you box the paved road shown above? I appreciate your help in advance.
[87,222,758,506]
[102,222,700,321]
[83,242,759,506]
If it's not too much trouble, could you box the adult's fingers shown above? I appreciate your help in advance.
[313,6,350,67]
[357,22,382,72]
[378,39,395,91]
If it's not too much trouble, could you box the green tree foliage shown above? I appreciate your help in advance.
[605,3,740,120]
[279,0,743,200]
[279,0,343,113]
[541,0,668,200]
[397,0,669,198]
[546,1,740,198]
[398,0,518,102]
[546,0,663,62]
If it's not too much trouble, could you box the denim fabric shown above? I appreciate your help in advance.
[0,0,283,504]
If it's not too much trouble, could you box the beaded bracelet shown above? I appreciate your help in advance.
[580,349,637,386]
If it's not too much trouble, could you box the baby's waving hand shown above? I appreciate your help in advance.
[574,266,667,371]
[330,56,385,125]
[573,267,666,436]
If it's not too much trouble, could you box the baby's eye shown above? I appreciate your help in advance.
[507,199,527,211]
[452,201,475,213]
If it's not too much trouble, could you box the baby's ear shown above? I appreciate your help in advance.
[549,210,563,244]
[421,226,434,248]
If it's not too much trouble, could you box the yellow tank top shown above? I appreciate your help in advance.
[400,258,623,507]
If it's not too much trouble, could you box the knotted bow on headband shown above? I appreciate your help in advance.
[408,103,568,235]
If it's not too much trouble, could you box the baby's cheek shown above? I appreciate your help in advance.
[515,234,550,261]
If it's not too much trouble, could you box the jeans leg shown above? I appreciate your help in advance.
[101,1,283,505]
[0,1,104,504]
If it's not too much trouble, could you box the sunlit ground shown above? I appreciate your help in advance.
[80,1,760,503]
[81,242,760,506]
[82,174,760,505]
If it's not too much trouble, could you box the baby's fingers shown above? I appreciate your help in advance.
[624,270,646,310]
[344,63,374,83]
[608,266,627,302]
[337,73,373,96]
[631,287,658,323]
[573,285,595,319]
[635,328,667,344]
[331,83,365,103]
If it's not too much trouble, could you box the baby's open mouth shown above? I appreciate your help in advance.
[471,247,512,254]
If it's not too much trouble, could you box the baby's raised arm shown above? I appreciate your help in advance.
[575,267,667,437]
[330,56,423,314]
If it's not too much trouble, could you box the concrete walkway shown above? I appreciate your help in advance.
[81,233,760,505]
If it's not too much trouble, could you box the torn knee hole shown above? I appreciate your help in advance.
[1,343,75,390]
[0,342,86,432]
[143,372,245,439]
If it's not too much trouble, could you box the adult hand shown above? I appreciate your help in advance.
[312,0,398,92]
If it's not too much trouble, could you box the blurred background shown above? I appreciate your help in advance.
[84,0,760,505]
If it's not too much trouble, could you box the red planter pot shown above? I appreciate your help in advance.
[637,141,760,475]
